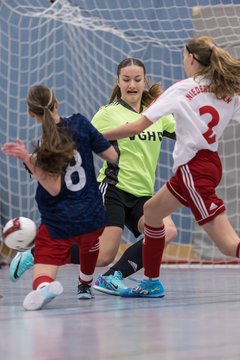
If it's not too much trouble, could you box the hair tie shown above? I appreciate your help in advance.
[209,44,215,51]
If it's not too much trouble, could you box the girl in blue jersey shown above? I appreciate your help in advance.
[2,84,117,310]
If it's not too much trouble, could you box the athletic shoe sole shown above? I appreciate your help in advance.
[23,281,63,311]
[77,293,94,300]
[93,284,120,296]
[120,292,165,298]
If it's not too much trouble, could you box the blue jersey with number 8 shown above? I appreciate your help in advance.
[35,113,111,239]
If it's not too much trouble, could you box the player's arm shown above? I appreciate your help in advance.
[87,117,118,163]
[103,82,179,141]
[97,145,118,163]
[102,115,152,140]
[2,139,61,196]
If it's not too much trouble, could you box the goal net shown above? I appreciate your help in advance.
[1,0,240,264]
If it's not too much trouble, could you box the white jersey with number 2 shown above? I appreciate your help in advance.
[143,76,240,173]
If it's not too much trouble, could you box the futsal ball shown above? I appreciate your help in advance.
[2,217,36,251]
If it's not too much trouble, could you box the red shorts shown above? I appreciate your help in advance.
[167,150,225,225]
[34,224,104,265]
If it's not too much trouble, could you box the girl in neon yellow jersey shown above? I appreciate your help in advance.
[92,58,177,295]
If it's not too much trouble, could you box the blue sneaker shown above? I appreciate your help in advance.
[120,279,165,298]
[9,250,34,282]
[93,271,127,296]
[23,281,63,311]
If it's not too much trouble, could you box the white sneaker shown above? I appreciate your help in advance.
[23,281,63,311]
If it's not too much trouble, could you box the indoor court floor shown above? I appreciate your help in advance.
[1,264,240,360]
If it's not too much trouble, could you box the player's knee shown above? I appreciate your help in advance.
[143,200,152,221]
[165,225,177,245]
[96,252,115,267]
[171,223,178,239]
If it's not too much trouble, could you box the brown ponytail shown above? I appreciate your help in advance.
[27,85,75,175]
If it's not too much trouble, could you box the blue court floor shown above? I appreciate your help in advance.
[1,264,240,360]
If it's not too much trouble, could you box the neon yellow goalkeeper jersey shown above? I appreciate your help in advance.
[92,100,175,197]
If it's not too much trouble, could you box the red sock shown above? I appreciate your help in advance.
[33,276,54,290]
[143,224,165,278]
[79,238,99,284]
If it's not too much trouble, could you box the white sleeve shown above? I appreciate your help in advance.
[142,82,179,123]
[232,96,240,123]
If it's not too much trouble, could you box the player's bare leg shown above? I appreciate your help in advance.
[96,226,123,267]
[202,212,240,257]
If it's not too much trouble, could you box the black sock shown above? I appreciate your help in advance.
[103,238,143,278]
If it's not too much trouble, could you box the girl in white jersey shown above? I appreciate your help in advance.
[103,35,240,298]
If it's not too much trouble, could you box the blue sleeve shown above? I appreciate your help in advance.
[86,117,112,154]
[64,113,112,154]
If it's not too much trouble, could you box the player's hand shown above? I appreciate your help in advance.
[2,138,29,162]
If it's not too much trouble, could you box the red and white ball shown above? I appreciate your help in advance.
[3,217,36,251]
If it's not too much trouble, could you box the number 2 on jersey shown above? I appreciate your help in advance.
[200,105,219,144]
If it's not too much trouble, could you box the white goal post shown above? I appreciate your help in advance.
[1,0,240,264]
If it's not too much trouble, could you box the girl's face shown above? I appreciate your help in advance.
[118,65,145,108]
[183,47,192,77]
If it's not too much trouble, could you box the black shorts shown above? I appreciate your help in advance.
[99,183,151,238]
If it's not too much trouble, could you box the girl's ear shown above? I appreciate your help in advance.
[28,109,35,118]
[54,99,59,109]
[189,53,195,66]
